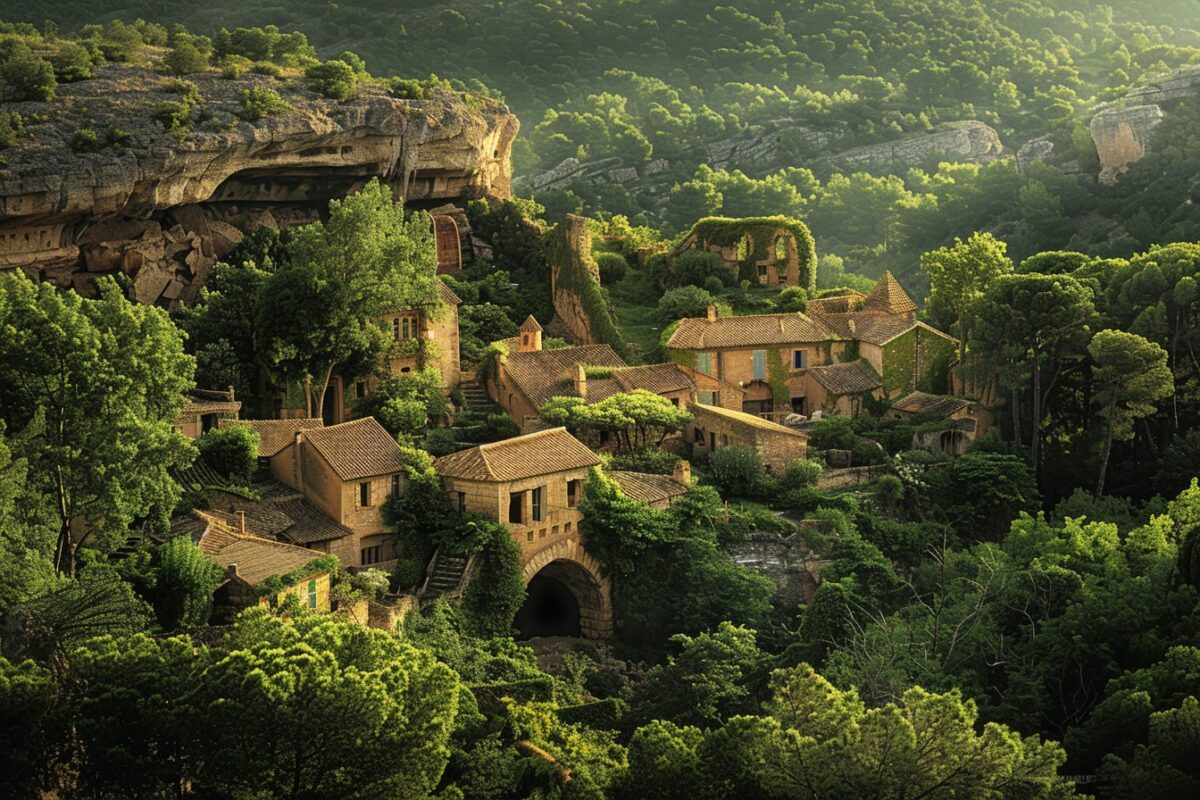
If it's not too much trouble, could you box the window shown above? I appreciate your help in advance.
[457,491,466,513]
[564,521,572,533]
[391,474,402,498]
[509,492,524,524]
[392,318,401,340]
[359,482,370,507]
[531,486,543,521]
[697,390,717,406]
[526,531,534,542]
[696,352,713,376]
[355,381,367,399]
[775,237,788,261]
[361,545,382,565]
[670,397,679,406]
[539,528,546,539]
[694,427,705,443]
[792,350,808,369]
[307,579,318,608]
[566,479,580,508]
[403,317,416,339]
[752,350,766,380]
[552,525,559,535]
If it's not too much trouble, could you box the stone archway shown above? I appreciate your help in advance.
[519,538,612,638]
[431,214,462,273]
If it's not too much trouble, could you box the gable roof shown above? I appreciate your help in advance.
[689,402,809,438]
[583,363,696,402]
[194,512,327,586]
[200,485,354,545]
[519,314,543,332]
[504,344,627,408]
[608,470,689,505]
[862,271,918,315]
[892,391,972,417]
[219,418,325,457]
[667,312,835,350]
[807,361,882,396]
[806,290,867,316]
[438,281,462,306]
[435,427,600,482]
[303,417,406,481]
[179,388,241,419]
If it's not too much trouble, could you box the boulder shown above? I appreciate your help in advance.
[1091,104,1165,184]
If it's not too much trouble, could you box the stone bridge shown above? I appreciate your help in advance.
[516,535,613,639]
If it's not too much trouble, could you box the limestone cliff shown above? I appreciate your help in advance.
[820,121,1003,172]
[1090,65,1200,184]
[0,65,517,305]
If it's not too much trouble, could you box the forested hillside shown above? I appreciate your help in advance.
[11,0,1200,289]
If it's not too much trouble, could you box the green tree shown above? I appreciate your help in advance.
[163,39,209,74]
[541,390,691,456]
[1088,330,1174,498]
[305,59,357,100]
[921,232,1013,367]
[0,41,56,101]
[0,656,56,797]
[196,424,259,484]
[0,273,196,575]
[255,180,441,420]
[152,536,223,630]
[971,273,1096,478]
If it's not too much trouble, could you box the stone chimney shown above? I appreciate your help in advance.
[848,318,857,336]
[293,431,306,495]
[673,459,692,485]
[236,510,246,534]
[519,315,543,352]
[706,305,718,323]
[574,364,588,400]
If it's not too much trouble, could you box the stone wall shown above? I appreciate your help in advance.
[727,525,831,607]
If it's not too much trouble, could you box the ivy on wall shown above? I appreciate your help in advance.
[687,215,817,292]
[882,328,957,395]
[767,348,791,407]
[547,215,627,357]
[256,554,341,599]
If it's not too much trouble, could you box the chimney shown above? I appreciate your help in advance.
[227,384,236,401]
[673,459,692,485]
[574,364,587,400]
[848,318,857,335]
[293,431,305,494]
[518,315,543,352]
[237,510,246,534]
[706,305,718,323]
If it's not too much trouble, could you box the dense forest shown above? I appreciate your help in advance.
[10,0,1200,289]
[1,4,1200,799]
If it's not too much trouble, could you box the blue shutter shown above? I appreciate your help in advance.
[752,350,766,380]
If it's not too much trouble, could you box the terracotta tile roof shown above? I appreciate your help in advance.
[862,271,918,315]
[807,361,882,396]
[202,486,354,545]
[583,364,696,402]
[303,417,406,481]
[438,281,462,306]
[504,344,627,408]
[608,470,689,504]
[892,392,971,417]
[179,389,241,419]
[520,314,543,332]
[689,402,809,438]
[219,418,325,457]
[195,512,327,586]
[435,427,600,482]
[813,312,915,345]
[666,312,835,350]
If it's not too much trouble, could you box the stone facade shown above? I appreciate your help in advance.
[688,402,809,472]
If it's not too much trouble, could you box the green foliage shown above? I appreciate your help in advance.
[152,536,222,630]
[922,232,1013,361]
[163,39,208,74]
[541,390,690,456]
[357,369,446,437]
[0,40,55,101]
[546,217,626,355]
[49,41,92,81]
[688,216,817,291]
[594,251,628,284]
[196,425,259,484]
[0,110,22,147]
[655,285,726,324]
[669,249,729,289]
[237,86,290,121]
[305,59,356,100]
[783,458,824,488]
[708,445,765,498]
[461,516,526,638]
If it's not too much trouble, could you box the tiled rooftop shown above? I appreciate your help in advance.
[807,360,882,395]
[219,418,324,457]
[666,312,835,350]
[435,427,600,482]
[303,417,406,481]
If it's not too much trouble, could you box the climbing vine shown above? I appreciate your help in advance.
[767,348,790,407]
[547,216,627,357]
[256,554,341,600]
[687,216,817,292]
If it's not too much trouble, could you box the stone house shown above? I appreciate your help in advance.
[175,387,241,438]
[192,510,331,623]
[267,417,407,569]
[608,460,692,509]
[433,427,614,638]
[890,391,982,456]
[688,402,809,472]
[666,305,846,420]
[802,360,884,417]
[671,218,813,288]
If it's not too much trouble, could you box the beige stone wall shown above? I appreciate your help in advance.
[755,429,808,471]
[690,408,807,471]
[271,571,332,612]
[860,342,884,375]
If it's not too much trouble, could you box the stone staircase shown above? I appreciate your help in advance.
[420,549,476,598]
[460,379,500,415]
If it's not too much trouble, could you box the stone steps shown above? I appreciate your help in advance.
[421,551,472,597]
[460,379,500,415]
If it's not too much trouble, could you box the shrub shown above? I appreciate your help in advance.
[305,60,357,101]
[703,275,725,295]
[349,568,391,600]
[656,285,726,323]
[672,250,730,288]
[461,517,525,637]
[776,285,808,313]
[164,40,209,74]
[783,458,824,488]
[595,251,628,284]
[608,450,681,475]
[1,44,56,101]
[70,127,100,153]
[709,445,765,498]
[220,55,253,79]
[808,416,857,451]
[389,77,426,100]
[89,20,143,62]
[238,87,291,121]
[0,112,23,148]
[196,425,259,484]
[250,61,283,78]
[50,41,93,82]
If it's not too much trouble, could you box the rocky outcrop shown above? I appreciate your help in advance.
[822,121,1003,171]
[727,524,831,607]
[1089,66,1200,184]
[0,65,517,305]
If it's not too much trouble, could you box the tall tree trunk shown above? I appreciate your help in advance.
[313,364,336,422]
[1011,388,1022,450]
[302,376,313,419]
[1030,356,1042,480]
[53,467,72,576]
[1096,404,1116,499]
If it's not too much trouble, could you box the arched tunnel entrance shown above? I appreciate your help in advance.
[514,556,612,640]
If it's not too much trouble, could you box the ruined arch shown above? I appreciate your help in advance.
[519,539,612,639]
